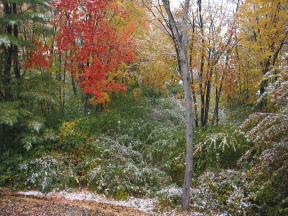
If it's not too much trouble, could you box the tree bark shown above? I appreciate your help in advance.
[3,3,13,101]
[161,0,193,210]
[189,17,199,127]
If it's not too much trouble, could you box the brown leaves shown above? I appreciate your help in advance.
[0,189,149,216]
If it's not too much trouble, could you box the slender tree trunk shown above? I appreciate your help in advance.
[189,19,199,127]
[204,78,211,125]
[161,0,193,210]
[203,53,213,125]
[3,46,13,101]
[71,74,77,96]
[212,55,228,125]
[12,3,20,80]
[212,90,221,125]
[3,3,13,101]
[198,0,205,127]
[191,76,199,127]
[180,51,194,209]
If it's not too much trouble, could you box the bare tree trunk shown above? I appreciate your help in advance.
[204,76,212,125]
[161,0,193,210]
[189,17,199,127]
[180,49,194,210]
[212,81,223,126]
[212,54,229,125]
[71,74,77,96]
[191,75,199,127]
[198,0,206,127]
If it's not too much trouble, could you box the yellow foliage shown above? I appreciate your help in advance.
[59,120,79,140]
[89,93,111,106]
[238,0,288,66]
[231,0,288,104]
[127,76,136,86]
[132,88,142,101]
[137,28,179,95]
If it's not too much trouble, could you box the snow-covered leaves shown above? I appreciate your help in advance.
[256,67,288,114]
[19,155,76,192]
[240,112,288,163]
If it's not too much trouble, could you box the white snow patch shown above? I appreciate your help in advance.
[18,191,44,197]
[18,190,156,213]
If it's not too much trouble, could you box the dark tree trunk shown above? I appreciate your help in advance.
[2,3,13,101]
[204,77,212,125]
[198,0,206,127]
[12,3,20,80]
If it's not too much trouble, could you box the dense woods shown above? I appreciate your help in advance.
[0,0,287,215]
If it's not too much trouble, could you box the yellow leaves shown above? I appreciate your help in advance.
[236,0,288,95]
[136,26,179,95]
[59,120,79,141]
[132,88,142,101]
[107,69,125,82]
[110,0,147,36]
[238,0,288,59]
[127,76,136,86]
[139,61,177,95]
[89,93,111,106]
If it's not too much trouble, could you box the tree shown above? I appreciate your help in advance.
[187,0,237,126]
[0,1,60,151]
[148,0,194,210]
[51,0,137,110]
[137,26,179,95]
[238,0,288,107]
[0,0,51,101]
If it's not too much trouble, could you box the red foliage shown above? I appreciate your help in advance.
[52,0,136,101]
[25,40,51,70]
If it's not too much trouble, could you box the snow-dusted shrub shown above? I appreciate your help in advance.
[89,162,170,199]
[240,112,288,163]
[76,136,171,199]
[256,66,288,114]
[194,128,251,174]
[156,185,182,208]
[150,97,185,125]
[19,154,77,192]
[97,136,143,163]
[191,170,254,215]
[243,142,288,215]
[239,111,288,215]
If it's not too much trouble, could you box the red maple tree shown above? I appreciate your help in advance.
[52,0,136,103]
[27,0,136,103]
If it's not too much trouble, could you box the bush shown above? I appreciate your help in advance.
[190,170,254,215]
[89,162,169,199]
[239,112,288,215]
[156,185,182,209]
[19,154,78,192]
[193,126,252,175]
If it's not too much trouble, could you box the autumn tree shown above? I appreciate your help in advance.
[137,25,179,96]
[237,0,288,107]
[51,0,138,110]
[187,0,237,126]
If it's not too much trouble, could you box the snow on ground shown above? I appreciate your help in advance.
[18,190,156,213]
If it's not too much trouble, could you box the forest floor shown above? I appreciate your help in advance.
[0,188,202,216]
[0,188,150,216]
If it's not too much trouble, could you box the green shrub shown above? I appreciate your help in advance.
[19,154,78,192]
[193,126,252,175]
[239,112,288,215]
[88,162,169,199]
